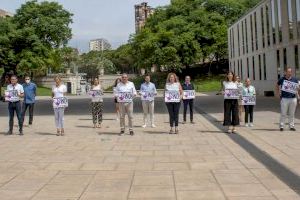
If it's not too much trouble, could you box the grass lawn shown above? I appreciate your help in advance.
[1,86,52,96]
[194,76,223,92]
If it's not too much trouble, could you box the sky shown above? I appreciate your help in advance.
[1,0,170,53]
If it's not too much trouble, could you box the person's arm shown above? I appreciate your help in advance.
[275,79,281,98]
[179,84,183,96]
[153,84,157,95]
[19,86,24,98]
[132,83,137,97]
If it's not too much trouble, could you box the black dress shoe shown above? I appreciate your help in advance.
[280,128,284,131]
[19,131,24,136]
[119,130,125,136]
[130,131,134,136]
[290,127,296,131]
[5,131,12,135]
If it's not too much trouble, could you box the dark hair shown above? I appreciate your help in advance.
[114,77,121,87]
[225,71,236,82]
[10,75,18,79]
[144,74,150,78]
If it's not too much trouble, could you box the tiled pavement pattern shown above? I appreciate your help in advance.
[0,111,299,200]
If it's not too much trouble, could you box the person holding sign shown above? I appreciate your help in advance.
[89,78,103,128]
[21,76,37,127]
[165,73,183,134]
[52,76,67,136]
[113,78,121,121]
[115,73,137,136]
[182,76,195,124]
[140,74,157,128]
[242,78,256,127]
[276,67,300,131]
[222,71,240,134]
[5,75,24,135]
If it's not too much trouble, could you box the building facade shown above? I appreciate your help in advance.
[228,0,300,95]
[135,2,154,33]
[89,38,111,52]
[0,9,13,18]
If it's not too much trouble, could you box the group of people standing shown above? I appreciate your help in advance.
[222,67,300,134]
[3,68,299,136]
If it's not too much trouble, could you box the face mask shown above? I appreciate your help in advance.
[25,80,30,84]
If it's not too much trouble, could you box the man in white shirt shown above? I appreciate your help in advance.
[115,73,137,136]
[140,74,157,128]
[5,75,24,135]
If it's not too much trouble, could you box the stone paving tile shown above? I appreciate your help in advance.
[0,112,299,199]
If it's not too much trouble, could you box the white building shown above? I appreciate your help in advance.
[228,0,300,95]
[0,9,13,18]
[89,38,111,52]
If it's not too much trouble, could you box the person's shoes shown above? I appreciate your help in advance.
[290,127,296,131]
[190,121,195,124]
[182,121,186,124]
[142,124,146,128]
[175,128,179,134]
[227,129,231,134]
[232,129,237,134]
[130,130,134,136]
[151,124,156,128]
[280,127,284,131]
[19,131,24,136]
[245,123,249,127]
[119,130,125,136]
[169,129,174,134]
[249,123,254,127]
[5,131,12,135]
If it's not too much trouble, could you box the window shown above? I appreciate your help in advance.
[250,14,254,52]
[252,56,256,80]
[271,0,276,44]
[238,60,240,77]
[266,3,271,46]
[277,0,282,43]
[254,12,258,50]
[277,49,281,79]
[242,21,245,55]
[247,57,250,78]
[297,0,300,38]
[245,19,248,53]
[237,24,240,57]
[263,54,267,80]
[261,7,265,48]
[295,45,300,78]
[288,0,294,40]
[259,54,262,80]
[283,48,287,70]
[232,29,235,58]
[240,59,243,80]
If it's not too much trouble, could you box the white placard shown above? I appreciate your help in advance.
[88,90,103,98]
[53,97,68,108]
[183,90,195,100]
[224,89,240,99]
[242,96,256,105]
[281,80,299,94]
[5,90,19,102]
[117,92,134,103]
[165,90,181,103]
[141,91,155,101]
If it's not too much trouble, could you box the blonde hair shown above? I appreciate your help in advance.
[166,73,179,83]
[54,76,61,82]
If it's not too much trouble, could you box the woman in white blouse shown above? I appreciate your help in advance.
[52,76,67,136]
[222,71,240,133]
[90,78,103,128]
[164,73,183,134]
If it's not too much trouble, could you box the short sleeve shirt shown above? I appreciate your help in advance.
[52,84,67,98]
[277,76,299,98]
[6,84,24,102]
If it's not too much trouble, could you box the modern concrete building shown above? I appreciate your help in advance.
[228,0,300,95]
[0,9,13,18]
[135,2,154,33]
[89,38,111,52]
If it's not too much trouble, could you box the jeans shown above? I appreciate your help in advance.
[244,105,254,123]
[54,108,65,129]
[119,102,134,131]
[22,103,34,125]
[183,99,194,122]
[142,101,155,125]
[280,98,297,128]
[223,99,239,126]
[166,102,181,127]
[8,101,23,132]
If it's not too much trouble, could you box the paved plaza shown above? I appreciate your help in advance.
[0,95,299,200]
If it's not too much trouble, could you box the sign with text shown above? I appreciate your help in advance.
[224,89,240,99]
[88,90,103,98]
[53,97,68,108]
[141,91,155,101]
[165,90,181,103]
[117,92,134,103]
[242,95,256,105]
[183,90,195,100]
[281,80,299,94]
[5,90,19,102]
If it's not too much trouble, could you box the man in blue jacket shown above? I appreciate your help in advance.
[22,76,37,127]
